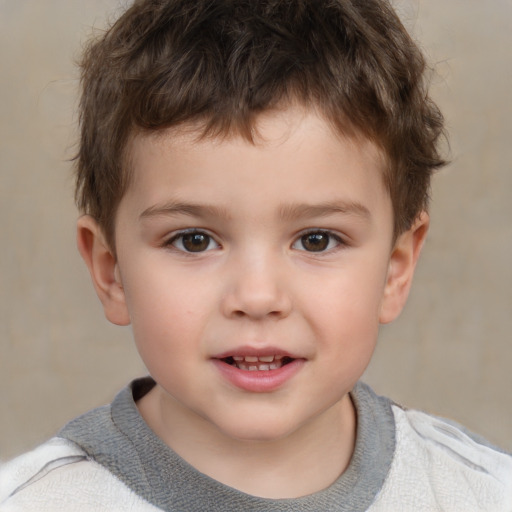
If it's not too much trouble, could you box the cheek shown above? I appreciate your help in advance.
[302,260,387,362]
[307,263,387,324]
[121,266,214,357]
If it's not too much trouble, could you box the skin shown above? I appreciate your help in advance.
[77,107,428,499]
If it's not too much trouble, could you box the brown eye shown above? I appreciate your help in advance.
[300,232,330,252]
[292,231,343,253]
[170,231,218,252]
[182,233,210,252]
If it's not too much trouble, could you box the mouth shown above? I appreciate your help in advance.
[212,350,304,392]
[220,355,295,371]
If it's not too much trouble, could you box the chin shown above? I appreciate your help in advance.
[213,416,302,444]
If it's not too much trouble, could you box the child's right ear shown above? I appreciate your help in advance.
[76,215,130,326]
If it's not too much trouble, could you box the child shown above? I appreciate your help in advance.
[1,0,511,510]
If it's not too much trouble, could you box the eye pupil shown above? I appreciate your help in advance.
[182,233,210,252]
[301,233,329,252]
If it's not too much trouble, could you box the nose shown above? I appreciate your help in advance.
[220,253,292,320]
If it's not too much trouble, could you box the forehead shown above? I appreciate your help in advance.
[122,107,389,217]
[129,107,385,175]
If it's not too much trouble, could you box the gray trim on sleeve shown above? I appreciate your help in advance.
[59,378,396,511]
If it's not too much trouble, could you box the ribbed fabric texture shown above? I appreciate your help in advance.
[2,378,511,511]
[58,378,395,511]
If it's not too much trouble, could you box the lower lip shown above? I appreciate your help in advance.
[212,359,305,393]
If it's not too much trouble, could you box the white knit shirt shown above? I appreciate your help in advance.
[1,380,511,511]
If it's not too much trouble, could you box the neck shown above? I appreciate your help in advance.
[137,386,357,499]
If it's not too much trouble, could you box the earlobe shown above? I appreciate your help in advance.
[379,212,429,324]
[76,215,131,326]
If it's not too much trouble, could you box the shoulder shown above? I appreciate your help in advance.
[372,404,512,511]
[0,438,159,512]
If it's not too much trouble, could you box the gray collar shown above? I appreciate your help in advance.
[59,377,395,511]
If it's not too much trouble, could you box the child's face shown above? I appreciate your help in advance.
[87,107,422,442]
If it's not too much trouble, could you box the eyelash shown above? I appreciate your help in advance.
[164,229,220,253]
[292,230,346,253]
[164,229,345,254]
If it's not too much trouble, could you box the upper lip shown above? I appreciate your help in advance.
[212,346,300,360]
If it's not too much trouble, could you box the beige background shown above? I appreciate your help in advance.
[1,0,511,460]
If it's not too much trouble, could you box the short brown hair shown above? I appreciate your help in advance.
[75,0,446,248]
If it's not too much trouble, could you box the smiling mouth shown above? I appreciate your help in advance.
[221,355,294,371]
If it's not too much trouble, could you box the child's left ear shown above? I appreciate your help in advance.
[379,212,429,324]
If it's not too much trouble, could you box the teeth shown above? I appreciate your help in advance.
[231,355,281,363]
[225,354,290,371]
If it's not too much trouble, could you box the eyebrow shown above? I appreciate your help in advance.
[277,201,371,222]
[139,199,371,222]
[139,201,232,221]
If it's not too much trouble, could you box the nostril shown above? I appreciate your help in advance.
[221,275,292,320]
